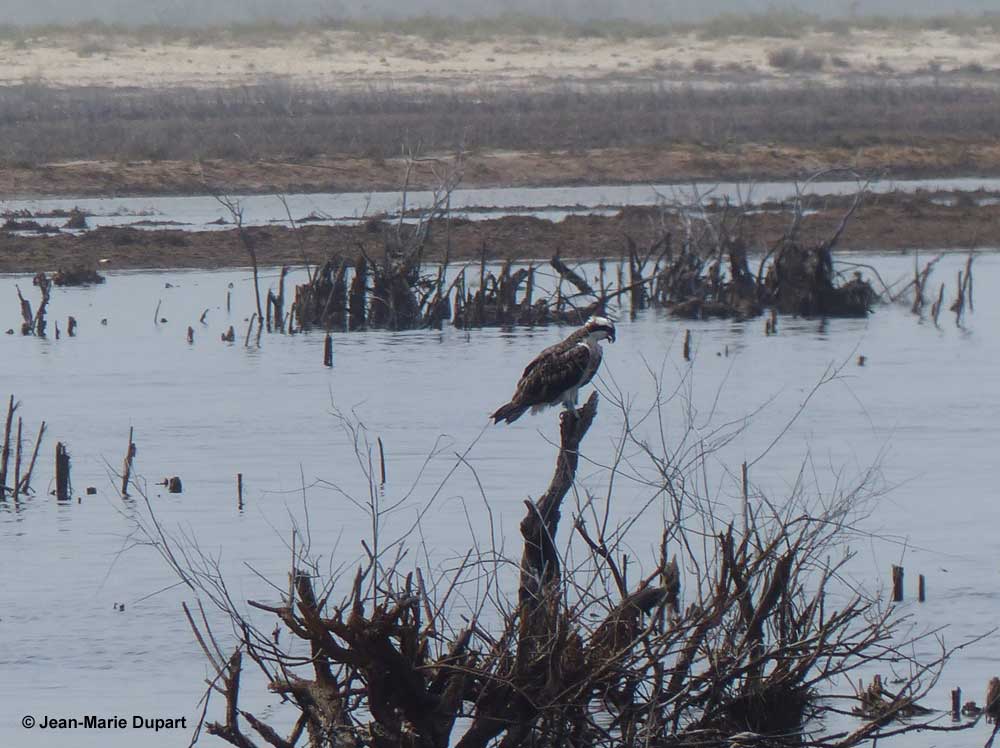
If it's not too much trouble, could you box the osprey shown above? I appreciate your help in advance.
[491,316,616,424]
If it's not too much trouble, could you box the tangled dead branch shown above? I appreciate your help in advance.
[135,361,985,748]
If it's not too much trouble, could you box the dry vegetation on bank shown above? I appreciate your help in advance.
[0,82,999,199]
[2,82,1000,170]
[0,12,997,195]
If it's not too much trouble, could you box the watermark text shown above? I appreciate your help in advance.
[22,714,187,731]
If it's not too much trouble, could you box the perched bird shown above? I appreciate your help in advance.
[491,316,615,424]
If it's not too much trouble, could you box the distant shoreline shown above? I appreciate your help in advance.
[5,139,1000,201]
[1,191,994,274]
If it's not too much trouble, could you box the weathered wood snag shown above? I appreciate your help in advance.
[121,427,136,497]
[55,441,71,500]
[891,564,904,602]
[0,395,15,495]
[169,376,975,748]
[18,420,45,496]
[294,257,349,331]
[323,334,333,367]
[14,274,54,336]
[764,244,873,317]
[53,266,104,286]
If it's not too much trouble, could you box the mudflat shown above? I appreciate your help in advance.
[2,191,992,274]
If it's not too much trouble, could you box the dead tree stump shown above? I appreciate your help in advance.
[55,442,71,500]
[891,565,904,602]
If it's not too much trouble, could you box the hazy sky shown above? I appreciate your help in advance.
[3,0,997,26]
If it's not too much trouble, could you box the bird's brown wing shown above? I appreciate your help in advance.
[520,327,587,378]
[511,344,591,410]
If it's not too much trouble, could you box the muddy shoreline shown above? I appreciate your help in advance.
[2,190,994,274]
[7,141,1000,201]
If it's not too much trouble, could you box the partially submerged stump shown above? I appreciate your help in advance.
[55,442,71,500]
[53,266,105,286]
[63,209,87,230]
[764,243,874,317]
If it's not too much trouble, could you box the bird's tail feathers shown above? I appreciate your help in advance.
[491,401,528,424]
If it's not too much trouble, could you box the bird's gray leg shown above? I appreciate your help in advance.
[562,389,578,411]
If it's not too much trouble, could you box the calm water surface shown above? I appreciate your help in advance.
[5,176,1000,231]
[0,252,997,746]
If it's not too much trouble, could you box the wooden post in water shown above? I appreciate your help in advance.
[524,265,533,311]
[121,427,136,497]
[237,473,244,511]
[12,417,22,501]
[187,326,194,344]
[244,313,257,347]
[951,687,961,720]
[55,442,71,500]
[891,565,904,602]
[741,461,749,536]
[68,316,77,337]
[918,574,926,602]
[323,334,333,367]
[683,330,691,362]
[226,290,231,313]
[377,437,387,486]
[0,395,15,497]
[931,283,945,327]
[19,421,45,496]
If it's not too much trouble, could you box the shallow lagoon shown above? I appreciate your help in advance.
[0,252,997,746]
